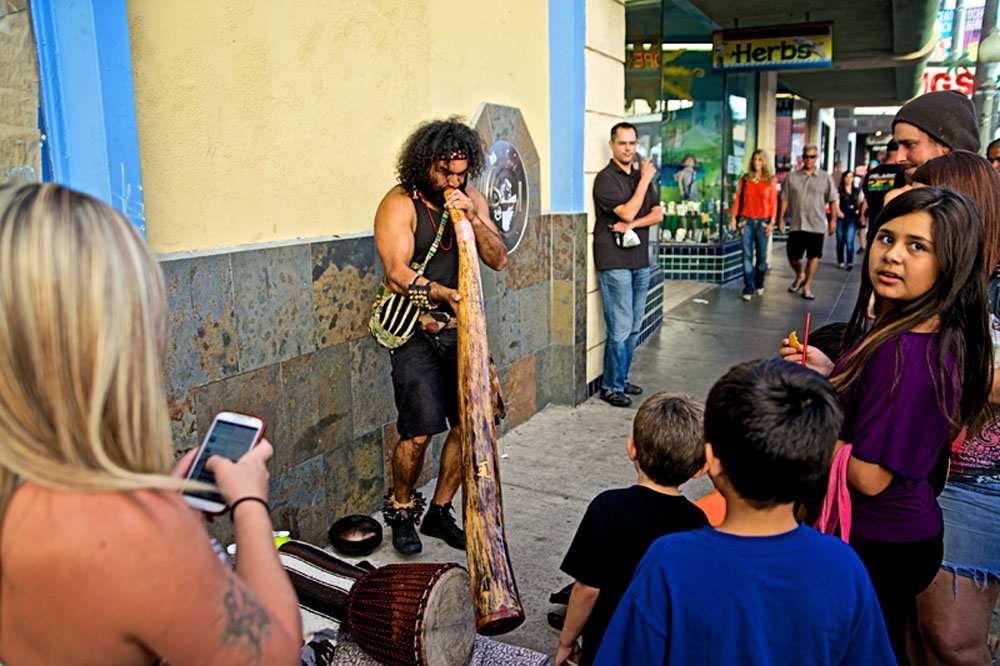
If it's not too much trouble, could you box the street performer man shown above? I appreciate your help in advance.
[374,118,509,555]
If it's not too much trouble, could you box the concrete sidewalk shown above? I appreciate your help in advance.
[363,240,866,656]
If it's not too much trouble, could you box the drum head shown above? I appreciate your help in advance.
[419,567,476,666]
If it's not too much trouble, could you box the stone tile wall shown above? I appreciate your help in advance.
[161,212,588,543]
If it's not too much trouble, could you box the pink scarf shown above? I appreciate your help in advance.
[815,445,852,542]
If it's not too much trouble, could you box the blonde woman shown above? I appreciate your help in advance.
[0,184,302,665]
[729,149,777,301]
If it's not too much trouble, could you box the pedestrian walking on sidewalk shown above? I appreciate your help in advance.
[835,171,863,271]
[779,144,838,301]
[593,122,663,408]
[729,149,777,302]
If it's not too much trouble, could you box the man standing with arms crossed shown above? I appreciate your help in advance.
[779,145,837,301]
[593,123,662,408]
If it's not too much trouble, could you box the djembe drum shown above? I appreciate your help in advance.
[346,562,475,666]
[278,542,475,666]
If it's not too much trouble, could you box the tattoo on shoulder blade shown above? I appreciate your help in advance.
[219,578,272,662]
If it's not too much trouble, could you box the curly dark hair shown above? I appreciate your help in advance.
[396,117,485,194]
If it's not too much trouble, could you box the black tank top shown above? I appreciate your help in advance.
[410,196,458,289]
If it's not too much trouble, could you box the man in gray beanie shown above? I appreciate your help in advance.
[892,90,980,176]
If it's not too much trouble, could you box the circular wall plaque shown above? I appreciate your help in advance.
[480,140,529,253]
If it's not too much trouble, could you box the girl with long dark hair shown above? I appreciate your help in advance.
[783,187,992,664]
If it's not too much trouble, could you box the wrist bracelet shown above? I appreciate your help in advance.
[229,496,270,519]
[407,278,433,311]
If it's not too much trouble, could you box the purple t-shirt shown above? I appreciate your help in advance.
[837,332,957,542]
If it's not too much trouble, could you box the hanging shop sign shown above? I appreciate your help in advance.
[712,23,833,72]
[921,66,976,97]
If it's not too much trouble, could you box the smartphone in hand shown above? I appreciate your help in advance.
[182,411,265,514]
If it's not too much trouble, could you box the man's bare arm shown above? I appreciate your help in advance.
[374,189,419,295]
[467,187,508,271]
[612,161,656,222]
[444,186,508,271]
[778,198,789,233]
[628,205,663,230]
[374,188,459,305]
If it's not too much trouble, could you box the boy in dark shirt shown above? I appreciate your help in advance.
[595,360,895,665]
[555,393,708,665]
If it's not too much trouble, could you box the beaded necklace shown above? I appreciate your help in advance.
[416,192,454,252]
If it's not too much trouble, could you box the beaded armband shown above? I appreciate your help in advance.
[407,279,434,310]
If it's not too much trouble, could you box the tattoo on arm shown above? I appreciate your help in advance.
[219,578,272,662]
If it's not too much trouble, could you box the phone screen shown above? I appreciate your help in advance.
[185,420,260,503]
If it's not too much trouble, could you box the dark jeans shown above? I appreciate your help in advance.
[597,266,651,393]
[851,533,944,666]
[836,217,858,265]
[740,217,769,295]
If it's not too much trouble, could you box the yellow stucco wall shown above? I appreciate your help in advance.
[127,1,550,253]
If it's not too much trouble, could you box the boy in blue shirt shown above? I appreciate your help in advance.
[595,359,895,665]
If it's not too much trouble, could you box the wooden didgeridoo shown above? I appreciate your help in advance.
[445,189,525,636]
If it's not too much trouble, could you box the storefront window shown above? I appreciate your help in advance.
[625,0,747,282]
[659,45,721,241]
[722,72,758,223]
[775,92,808,183]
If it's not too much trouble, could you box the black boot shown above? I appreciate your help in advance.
[382,492,425,556]
[420,502,466,550]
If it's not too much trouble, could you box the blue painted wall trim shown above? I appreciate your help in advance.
[31,0,146,234]
[549,0,586,213]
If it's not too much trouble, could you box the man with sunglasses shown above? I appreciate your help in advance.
[778,145,837,300]
[988,138,1000,175]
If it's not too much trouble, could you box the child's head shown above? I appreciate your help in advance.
[838,186,992,430]
[912,150,1000,279]
[704,359,843,507]
[863,187,981,310]
[807,322,848,361]
[630,392,705,487]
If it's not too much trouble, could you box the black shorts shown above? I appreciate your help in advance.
[786,230,825,260]
[389,329,459,440]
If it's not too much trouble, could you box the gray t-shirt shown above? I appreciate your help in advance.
[780,169,836,234]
